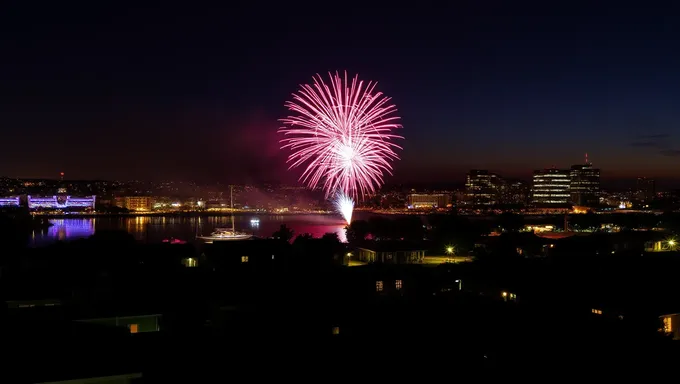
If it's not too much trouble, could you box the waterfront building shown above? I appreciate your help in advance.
[115,196,153,211]
[406,193,451,209]
[0,196,20,207]
[27,195,96,210]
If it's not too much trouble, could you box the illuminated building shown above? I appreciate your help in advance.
[115,196,153,211]
[532,168,570,206]
[356,242,427,264]
[27,195,96,210]
[465,170,501,205]
[0,197,20,207]
[570,155,600,206]
[659,313,679,340]
[407,193,450,209]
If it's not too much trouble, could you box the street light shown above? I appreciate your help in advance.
[454,279,462,291]
[445,246,454,255]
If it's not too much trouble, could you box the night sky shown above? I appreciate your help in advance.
[2,3,680,186]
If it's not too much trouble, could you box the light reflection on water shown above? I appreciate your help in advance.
[31,218,96,244]
[29,214,352,246]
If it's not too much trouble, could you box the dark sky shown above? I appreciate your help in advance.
[2,2,680,185]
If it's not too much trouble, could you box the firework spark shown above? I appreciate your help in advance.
[279,71,403,201]
[334,192,354,225]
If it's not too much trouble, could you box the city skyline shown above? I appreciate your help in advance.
[0,168,672,192]
[2,3,680,183]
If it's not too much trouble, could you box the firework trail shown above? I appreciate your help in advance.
[333,192,355,225]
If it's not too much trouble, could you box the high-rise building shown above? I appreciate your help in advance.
[532,168,570,206]
[407,193,451,209]
[636,177,655,202]
[500,180,530,205]
[570,155,600,206]
[465,170,501,206]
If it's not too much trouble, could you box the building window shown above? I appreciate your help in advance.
[129,324,139,334]
[376,281,383,292]
[662,316,672,333]
[592,309,602,315]
[395,280,403,290]
[241,256,249,263]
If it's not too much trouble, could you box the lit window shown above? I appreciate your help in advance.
[376,281,383,292]
[395,280,403,290]
[332,326,340,335]
[592,309,602,315]
[129,324,139,333]
[662,317,672,333]
[241,256,249,263]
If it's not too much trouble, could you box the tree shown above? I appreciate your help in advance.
[321,232,341,244]
[272,224,294,242]
[368,216,393,240]
[293,233,314,246]
[345,220,370,243]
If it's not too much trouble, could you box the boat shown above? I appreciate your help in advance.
[198,228,252,243]
[197,185,252,243]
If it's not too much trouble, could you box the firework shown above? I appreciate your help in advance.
[279,71,403,200]
[334,192,354,225]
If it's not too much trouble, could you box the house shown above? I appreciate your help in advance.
[340,264,432,299]
[76,313,161,334]
[202,239,291,271]
[660,313,680,340]
[355,241,428,264]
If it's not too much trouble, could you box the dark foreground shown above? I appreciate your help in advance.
[2,233,679,382]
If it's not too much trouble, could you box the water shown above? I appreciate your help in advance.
[28,213,367,247]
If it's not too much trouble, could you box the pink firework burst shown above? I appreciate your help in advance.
[279,71,403,200]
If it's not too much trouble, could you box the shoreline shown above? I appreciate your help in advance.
[32,211,337,219]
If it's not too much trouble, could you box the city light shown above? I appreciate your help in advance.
[446,246,454,255]
[27,195,96,210]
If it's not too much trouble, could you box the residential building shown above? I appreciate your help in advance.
[115,196,153,211]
